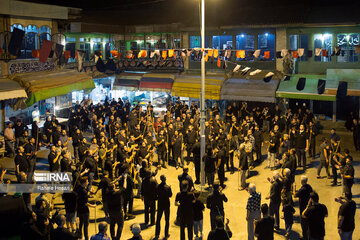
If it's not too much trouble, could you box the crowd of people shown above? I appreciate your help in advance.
[1,96,357,240]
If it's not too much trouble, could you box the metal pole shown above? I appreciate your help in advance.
[200,0,206,188]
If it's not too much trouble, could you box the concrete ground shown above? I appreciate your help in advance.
[1,121,360,240]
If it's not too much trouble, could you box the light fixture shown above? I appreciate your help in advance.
[265,33,269,37]
[241,34,245,38]
[346,35,350,41]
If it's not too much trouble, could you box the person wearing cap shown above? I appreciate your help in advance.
[154,175,172,239]
[90,222,110,240]
[128,223,143,240]
[206,182,228,230]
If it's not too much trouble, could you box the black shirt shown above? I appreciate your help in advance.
[63,191,78,213]
[206,191,228,212]
[98,177,111,200]
[175,191,195,223]
[295,131,308,149]
[156,182,172,208]
[14,153,28,172]
[255,216,274,240]
[48,151,59,172]
[193,199,205,221]
[295,184,313,213]
[338,200,356,232]
[107,189,123,214]
[76,185,89,214]
[304,203,328,238]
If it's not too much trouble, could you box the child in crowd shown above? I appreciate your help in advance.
[193,190,205,240]
[282,198,295,239]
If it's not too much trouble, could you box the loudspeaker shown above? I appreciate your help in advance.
[263,76,273,83]
[284,75,291,81]
[337,81,348,97]
[317,79,326,94]
[296,77,306,91]
[8,28,25,56]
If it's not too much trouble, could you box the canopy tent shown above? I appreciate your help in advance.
[276,75,336,101]
[172,75,223,100]
[139,73,175,93]
[0,77,27,101]
[113,72,142,91]
[221,78,280,103]
[325,69,360,96]
[11,70,95,106]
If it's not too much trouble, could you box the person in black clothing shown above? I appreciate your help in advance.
[172,130,184,169]
[206,182,228,230]
[193,190,205,239]
[72,128,83,162]
[14,119,27,148]
[48,145,61,172]
[14,146,28,182]
[204,147,216,189]
[154,175,172,239]
[94,170,112,218]
[24,137,37,183]
[50,214,81,240]
[119,166,135,220]
[76,177,96,240]
[293,175,313,240]
[253,125,264,162]
[207,216,232,240]
[156,130,167,169]
[308,121,318,158]
[107,183,124,240]
[302,191,328,240]
[62,191,78,232]
[178,167,194,191]
[351,118,360,151]
[342,157,354,197]
[330,154,341,186]
[216,147,226,189]
[266,171,283,230]
[141,170,158,226]
[295,124,309,170]
[175,180,195,240]
[254,203,274,240]
[336,193,356,239]
[83,151,97,192]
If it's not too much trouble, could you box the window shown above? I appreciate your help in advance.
[235,34,254,60]
[258,33,275,60]
[212,35,233,50]
[39,25,51,47]
[189,36,209,48]
[314,34,332,62]
[39,25,51,35]
[66,37,76,42]
[25,25,38,34]
[11,24,25,32]
[337,33,359,63]
[80,43,90,61]
[289,34,308,61]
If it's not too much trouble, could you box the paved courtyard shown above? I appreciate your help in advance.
[2,122,360,240]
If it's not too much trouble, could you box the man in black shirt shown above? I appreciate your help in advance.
[342,157,354,197]
[178,167,194,191]
[294,175,313,240]
[155,175,172,239]
[62,191,78,232]
[336,193,356,240]
[83,152,96,192]
[50,214,81,240]
[76,177,96,240]
[94,170,112,218]
[14,119,27,148]
[254,203,274,240]
[141,170,158,226]
[266,171,283,230]
[295,124,309,170]
[14,146,28,182]
[302,191,328,240]
[24,137,37,183]
[107,183,124,240]
[206,183,228,230]
[48,145,61,172]
[207,216,232,240]
[175,180,195,240]
[192,140,201,184]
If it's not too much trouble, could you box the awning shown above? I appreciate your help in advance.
[276,75,336,101]
[325,69,360,96]
[172,75,223,100]
[139,73,175,92]
[221,78,280,103]
[113,72,142,91]
[0,77,27,101]
[11,70,95,106]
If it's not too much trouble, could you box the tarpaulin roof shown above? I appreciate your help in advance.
[11,69,95,106]
[276,75,336,101]
[113,72,142,91]
[139,73,175,93]
[221,78,279,103]
[0,77,27,101]
[172,75,223,100]
[325,69,360,96]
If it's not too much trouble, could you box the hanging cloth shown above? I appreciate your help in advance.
[162,50,167,59]
[214,49,219,58]
[208,49,214,57]
[168,49,174,58]
[292,50,298,59]
[253,49,261,58]
[298,48,304,57]
[322,49,328,57]
[217,57,221,67]
[315,48,322,56]
[264,51,270,59]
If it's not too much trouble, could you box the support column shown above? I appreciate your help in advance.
[310,100,314,112]
[1,101,5,132]
[275,28,287,73]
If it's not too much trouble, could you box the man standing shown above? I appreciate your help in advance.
[266,171,283,230]
[141,170,158,226]
[295,124,309,170]
[175,180,195,240]
[14,146,28,182]
[206,182,228,230]
[317,138,330,178]
[294,175,313,240]
[14,119,27,148]
[302,192,328,240]
[254,203,274,240]
[4,122,15,157]
[106,184,124,240]
[342,157,354,197]
[246,183,261,240]
[48,145,61,172]
[336,193,356,240]
[155,175,172,239]
[24,137,37,182]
